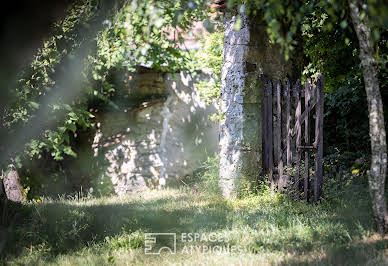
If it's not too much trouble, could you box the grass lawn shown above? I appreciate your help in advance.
[1,184,388,265]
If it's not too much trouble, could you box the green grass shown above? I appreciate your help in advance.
[1,184,388,265]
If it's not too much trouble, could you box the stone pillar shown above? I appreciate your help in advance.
[219,12,294,198]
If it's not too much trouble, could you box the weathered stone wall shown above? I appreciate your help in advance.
[219,12,294,198]
[92,68,218,195]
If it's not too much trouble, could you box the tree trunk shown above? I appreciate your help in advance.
[350,0,388,236]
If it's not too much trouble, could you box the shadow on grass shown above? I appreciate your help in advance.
[1,194,232,259]
[281,237,388,265]
[1,185,385,265]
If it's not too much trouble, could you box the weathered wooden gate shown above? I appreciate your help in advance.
[261,74,324,203]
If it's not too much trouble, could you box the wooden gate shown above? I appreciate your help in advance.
[261,74,324,203]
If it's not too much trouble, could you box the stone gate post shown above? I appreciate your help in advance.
[219,11,295,198]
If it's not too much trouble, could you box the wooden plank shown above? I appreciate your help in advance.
[262,76,269,175]
[298,145,314,149]
[294,80,302,193]
[314,74,324,203]
[304,79,311,202]
[290,97,317,137]
[268,80,274,192]
[262,76,274,192]
[285,79,292,189]
[276,80,283,191]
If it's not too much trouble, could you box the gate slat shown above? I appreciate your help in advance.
[295,80,302,193]
[262,76,269,176]
[314,75,324,203]
[262,76,274,192]
[285,79,292,190]
[268,80,274,192]
[290,97,317,137]
[304,79,311,202]
[276,80,283,191]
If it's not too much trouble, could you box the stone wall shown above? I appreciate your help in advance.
[219,12,294,198]
[92,68,218,195]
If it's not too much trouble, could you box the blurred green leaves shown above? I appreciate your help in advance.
[8,0,212,164]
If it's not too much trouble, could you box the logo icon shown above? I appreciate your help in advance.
[144,233,177,255]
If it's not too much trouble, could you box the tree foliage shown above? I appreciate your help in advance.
[193,30,224,107]
[3,0,210,167]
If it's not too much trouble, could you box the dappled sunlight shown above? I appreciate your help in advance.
[2,0,388,265]
[3,184,385,265]
[90,67,218,195]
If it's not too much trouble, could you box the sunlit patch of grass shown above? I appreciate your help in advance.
[1,183,388,265]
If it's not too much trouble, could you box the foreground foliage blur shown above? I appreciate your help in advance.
[2,0,214,199]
